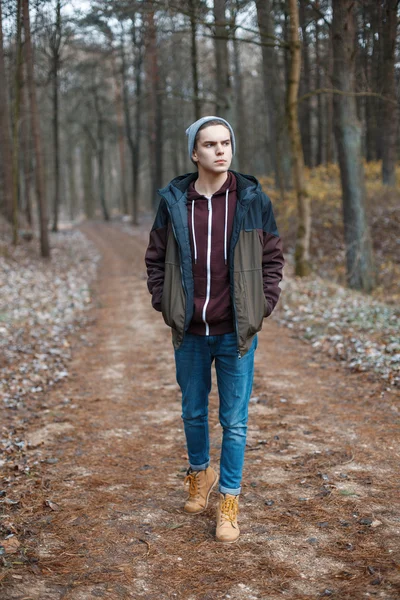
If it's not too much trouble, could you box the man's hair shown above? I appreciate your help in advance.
[193,120,231,151]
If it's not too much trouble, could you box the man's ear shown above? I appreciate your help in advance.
[191,149,198,163]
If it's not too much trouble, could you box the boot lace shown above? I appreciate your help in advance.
[184,470,199,498]
[220,496,239,525]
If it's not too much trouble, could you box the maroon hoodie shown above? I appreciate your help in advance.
[186,171,237,335]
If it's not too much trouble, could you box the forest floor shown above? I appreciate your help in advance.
[1,219,399,600]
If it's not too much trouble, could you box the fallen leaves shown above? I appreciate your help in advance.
[276,274,400,386]
[0,225,101,571]
[44,500,61,511]
[1,232,100,411]
[0,536,20,554]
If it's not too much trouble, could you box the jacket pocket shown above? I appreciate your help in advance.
[234,229,265,346]
[244,268,265,335]
[161,235,186,333]
[161,264,185,331]
[234,268,265,344]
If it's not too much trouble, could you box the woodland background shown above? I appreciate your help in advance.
[0,2,400,596]
[0,0,399,289]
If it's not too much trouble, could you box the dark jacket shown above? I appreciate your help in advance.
[145,170,285,357]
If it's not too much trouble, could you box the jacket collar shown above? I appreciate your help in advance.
[157,170,260,207]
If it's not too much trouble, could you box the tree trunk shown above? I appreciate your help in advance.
[121,17,143,225]
[83,139,94,219]
[373,2,383,161]
[188,0,200,120]
[93,86,109,221]
[256,0,291,192]
[381,0,398,186]
[111,33,128,215]
[145,9,162,212]
[132,24,143,226]
[332,0,375,292]
[0,0,14,223]
[22,0,50,257]
[51,0,61,232]
[21,65,32,227]
[155,74,163,201]
[12,0,23,244]
[362,2,375,162]
[287,0,311,276]
[67,143,77,221]
[325,22,334,164]
[231,2,247,173]
[315,0,323,166]
[213,0,233,121]
[299,0,312,167]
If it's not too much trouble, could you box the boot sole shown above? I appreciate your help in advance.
[183,473,219,515]
[215,536,239,544]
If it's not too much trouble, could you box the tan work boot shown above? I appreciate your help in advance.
[216,493,240,543]
[183,466,219,514]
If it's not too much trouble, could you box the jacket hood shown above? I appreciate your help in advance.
[157,170,261,205]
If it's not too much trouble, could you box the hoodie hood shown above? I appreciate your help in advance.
[187,171,237,202]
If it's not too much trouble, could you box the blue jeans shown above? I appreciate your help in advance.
[174,332,257,495]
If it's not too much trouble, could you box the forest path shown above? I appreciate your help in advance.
[4,220,399,600]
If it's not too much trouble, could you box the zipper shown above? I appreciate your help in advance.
[202,196,213,336]
[231,271,241,359]
[230,213,243,358]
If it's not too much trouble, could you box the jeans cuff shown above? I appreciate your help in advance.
[189,460,210,471]
[219,484,241,495]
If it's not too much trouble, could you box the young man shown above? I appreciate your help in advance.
[145,116,284,543]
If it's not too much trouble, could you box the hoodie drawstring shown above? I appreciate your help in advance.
[191,199,197,264]
[191,188,229,265]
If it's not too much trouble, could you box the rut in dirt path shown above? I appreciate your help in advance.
[4,220,399,600]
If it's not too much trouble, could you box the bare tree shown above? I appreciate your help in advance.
[145,8,162,212]
[380,0,398,187]
[213,0,233,120]
[130,16,144,224]
[299,0,312,167]
[50,0,62,232]
[21,65,33,228]
[314,0,324,165]
[110,44,128,215]
[12,0,23,244]
[92,75,110,221]
[22,0,50,257]
[188,0,201,120]
[0,0,14,224]
[287,0,311,276]
[255,0,291,192]
[332,0,375,291]
[120,15,144,225]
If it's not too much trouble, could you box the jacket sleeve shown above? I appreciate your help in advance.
[261,192,285,317]
[144,198,169,312]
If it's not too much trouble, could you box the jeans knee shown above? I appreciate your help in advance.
[181,412,208,425]
[220,421,247,438]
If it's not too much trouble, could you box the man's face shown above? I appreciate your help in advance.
[192,124,233,174]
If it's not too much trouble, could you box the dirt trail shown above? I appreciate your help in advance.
[3,221,399,600]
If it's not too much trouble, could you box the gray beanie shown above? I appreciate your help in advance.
[185,116,236,163]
